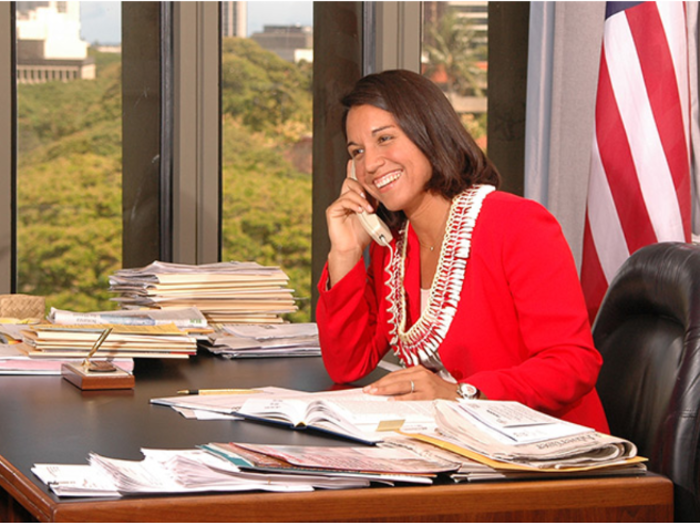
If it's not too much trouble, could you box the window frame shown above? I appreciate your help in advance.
[0,3,14,294]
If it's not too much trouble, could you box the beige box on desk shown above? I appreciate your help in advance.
[0,294,45,320]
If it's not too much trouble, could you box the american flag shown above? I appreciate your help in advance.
[581,1,692,323]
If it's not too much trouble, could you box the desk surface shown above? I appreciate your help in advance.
[0,352,673,522]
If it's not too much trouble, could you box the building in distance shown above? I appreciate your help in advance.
[15,0,94,84]
[250,24,313,63]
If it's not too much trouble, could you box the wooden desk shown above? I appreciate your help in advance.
[0,352,673,522]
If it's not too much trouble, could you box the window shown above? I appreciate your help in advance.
[15,1,122,311]
[221,2,313,322]
[421,1,488,151]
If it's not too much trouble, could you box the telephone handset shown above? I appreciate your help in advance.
[349,162,393,247]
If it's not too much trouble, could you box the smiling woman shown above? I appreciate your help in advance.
[316,70,610,435]
[345,105,435,216]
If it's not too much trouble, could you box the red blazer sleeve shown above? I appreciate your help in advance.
[316,244,391,384]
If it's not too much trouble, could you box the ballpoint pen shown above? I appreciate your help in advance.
[82,327,115,372]
[176,388,261,395]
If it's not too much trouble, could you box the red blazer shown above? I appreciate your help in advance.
[317,191,609,433]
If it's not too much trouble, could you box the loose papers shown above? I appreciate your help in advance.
[204,323,321,358]
[33,448,347,497]
[34,398,648,499]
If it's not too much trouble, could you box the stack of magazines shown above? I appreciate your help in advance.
[19,323,197,360]
[108,261,297,324]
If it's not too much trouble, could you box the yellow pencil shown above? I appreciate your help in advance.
[176,389,261,395]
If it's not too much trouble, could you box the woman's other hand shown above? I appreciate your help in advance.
[362,365,460,401]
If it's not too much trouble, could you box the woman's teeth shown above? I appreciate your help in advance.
[374,171,401,189]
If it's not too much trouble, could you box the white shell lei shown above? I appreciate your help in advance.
[385,184,495,368]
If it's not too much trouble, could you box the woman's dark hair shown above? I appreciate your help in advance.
[341,69,501,229]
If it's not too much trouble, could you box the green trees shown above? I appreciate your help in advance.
[17,39,314,321]
[17,58,123,312]
[422,9,488,147]
[423,10,487,102]
[220,37,313,322]
[221,37,311,133]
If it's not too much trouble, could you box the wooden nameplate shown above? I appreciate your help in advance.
[61,362,135,390]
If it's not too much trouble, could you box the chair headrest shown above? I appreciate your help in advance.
[593,242,700,337]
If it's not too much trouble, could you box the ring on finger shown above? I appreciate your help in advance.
[410,380,415,394]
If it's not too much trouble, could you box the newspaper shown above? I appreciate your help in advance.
[49,306,208,329]
[421,400,642,471]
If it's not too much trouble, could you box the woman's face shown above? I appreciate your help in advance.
[346,104,433,215]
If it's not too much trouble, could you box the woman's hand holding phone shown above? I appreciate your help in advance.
[325,161,391,287]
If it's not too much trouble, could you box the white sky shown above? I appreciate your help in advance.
[79,1,313,45]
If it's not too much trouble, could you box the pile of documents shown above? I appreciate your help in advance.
[0,307,211,373]
[32,448,344,497]
[33,391,649,498]
[32,437,465,497]
[18,322,197,360]
[204,322,320,358]
[153,387,646,475]
[108,261,297,324]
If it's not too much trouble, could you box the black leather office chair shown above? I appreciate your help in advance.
[593,242,700,522]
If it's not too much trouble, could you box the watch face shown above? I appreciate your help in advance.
[459,383,478,399]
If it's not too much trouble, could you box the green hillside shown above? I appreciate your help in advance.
[17,38,313,322]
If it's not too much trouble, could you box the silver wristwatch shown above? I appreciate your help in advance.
[456,382,479,400]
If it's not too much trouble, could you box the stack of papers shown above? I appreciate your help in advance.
[34,394,650,498]
[32,439,463,498]
[32,448,357,497]
[405,400,646,474]
[204,323,320,358]
[19,323,197,359]
[108,261,298,324]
